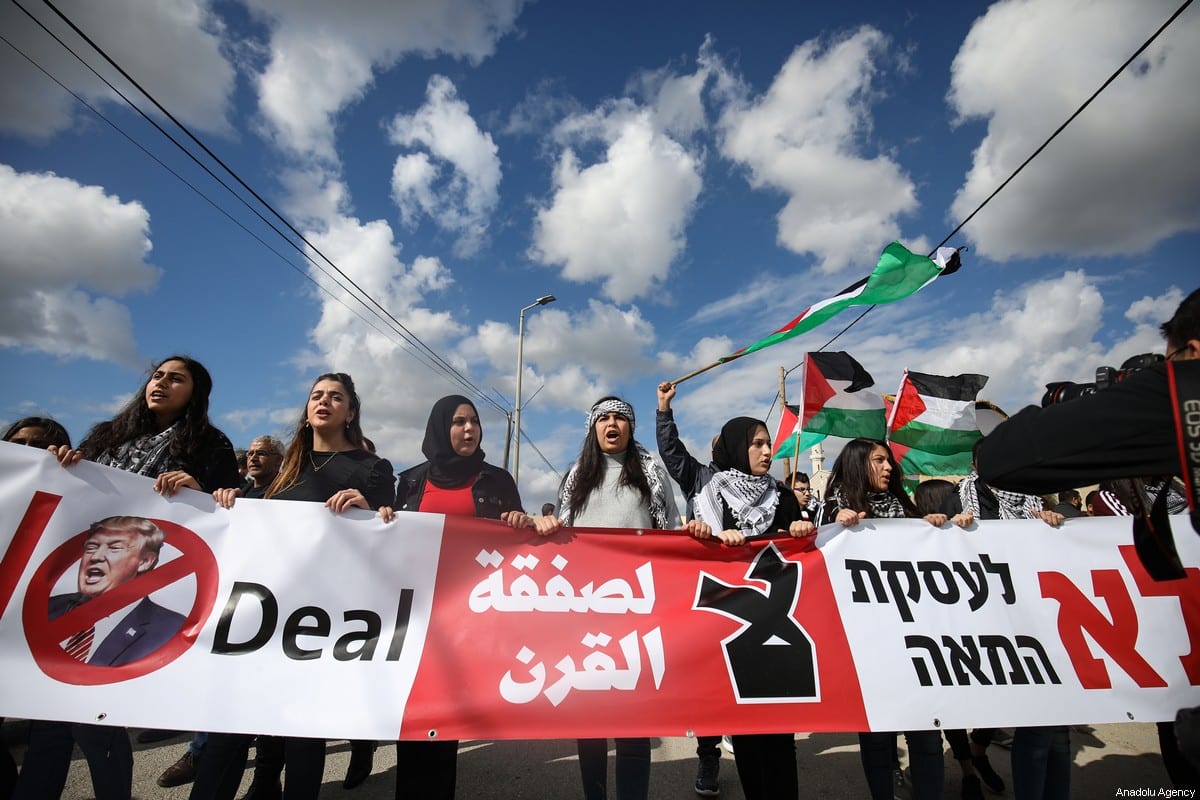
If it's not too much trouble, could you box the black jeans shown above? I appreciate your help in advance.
[395,739,458,799]
[14,721,131,800]
[731,733,797,800]
[577,737,650,800]
[190,734,325,800]
[859,730,943,800]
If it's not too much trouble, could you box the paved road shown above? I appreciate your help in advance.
[2,720,1179,799]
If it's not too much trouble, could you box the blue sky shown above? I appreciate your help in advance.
[1,0,1197,506]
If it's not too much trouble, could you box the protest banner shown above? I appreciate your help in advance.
[1,443,1197,739]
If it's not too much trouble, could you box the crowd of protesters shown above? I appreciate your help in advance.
[1,283,1197,800]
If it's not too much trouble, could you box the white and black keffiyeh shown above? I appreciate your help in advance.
[823,485,908,522]
[958,471,1042,520]
[587,398,636,431]
[95,422,180,477]
[557,442,671,529]
[694,469,780,538]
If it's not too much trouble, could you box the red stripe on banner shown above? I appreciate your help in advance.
[0,492,61,618]
[399,518,867,740]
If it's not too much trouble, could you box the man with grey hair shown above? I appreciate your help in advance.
[16,516,186,800]
[243,435,284,498]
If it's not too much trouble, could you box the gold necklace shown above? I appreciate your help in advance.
[309,451,338,472]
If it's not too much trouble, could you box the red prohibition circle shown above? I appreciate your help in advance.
[22,518,219,685]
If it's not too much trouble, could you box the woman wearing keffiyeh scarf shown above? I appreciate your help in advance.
[48,355,239,496]
[534,395,701,800]
[689,416,814,800]
[943,440,1064,527]
[819,437,964,800]
[693,416,815,547]
[33,356,238,800]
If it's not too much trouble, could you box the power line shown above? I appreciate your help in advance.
[0,30,432,365]
[15,0,507,414]
[767,0,1194,421]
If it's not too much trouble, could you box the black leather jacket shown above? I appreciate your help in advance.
[395,461,523,520]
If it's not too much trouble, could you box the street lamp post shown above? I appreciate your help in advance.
[514,294,556,483]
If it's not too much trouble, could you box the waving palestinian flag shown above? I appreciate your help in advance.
[887,370,987,476]
[771,403,827,460]
[720,243,962,363]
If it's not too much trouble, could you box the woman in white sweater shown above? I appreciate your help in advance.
[535,395,702,800]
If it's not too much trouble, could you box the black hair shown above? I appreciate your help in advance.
[562,395,651,520]
[914,478,956,517]
[1058,488,1081,505]
[827,437,919,518]
[3,416,72,448]
[78,356,217,472]
[1161,287,1200,347]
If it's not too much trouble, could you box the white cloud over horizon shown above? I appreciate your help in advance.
[388,75,502,257]
[245,0,526,160]
[531,103,703,303]
[948,0,1200,260]
[0,164,159,366]
[714,26,920,274]
[0,0,235,141]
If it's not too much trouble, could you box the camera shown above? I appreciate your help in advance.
[1041,353,1164,407]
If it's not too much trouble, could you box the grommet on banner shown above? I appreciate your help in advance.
[1127,712,1135,720]
[96,713,107,721]
[932,718,941,728]
[427,729,438,739]
[686,729,695,738]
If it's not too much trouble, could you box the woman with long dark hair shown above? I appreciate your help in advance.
[18,357,239,800]
[385,394,529,799]
[818,438,960,800]
[50,355,239,494]
[194,372,394,800]
[689,416,814,800]
[536,395,686,800]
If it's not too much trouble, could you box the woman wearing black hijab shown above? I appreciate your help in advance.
[390,394,528,799]
[692,416,815,800]
[693,417,815,547]
[394,394,525,522]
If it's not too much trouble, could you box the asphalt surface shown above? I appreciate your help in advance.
[1,719,1183,799]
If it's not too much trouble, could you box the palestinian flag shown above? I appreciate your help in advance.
[888,370,988,458]
[888,439,973,478]
[771,403,827,460]
[720,243,962,363]
[799,352,886,441]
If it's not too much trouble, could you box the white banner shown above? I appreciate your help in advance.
[1,442,1198,739]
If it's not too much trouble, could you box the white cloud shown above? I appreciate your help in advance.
[462,299,659,411]
[715,26,919,273]
[629,37,717,140]
[283,205,490,468]
[530,104,703,303]
[388,75,501,256]
[0,164,158,365]
[948,0,1200,259]
[0,0,235,140]
[245,0,526,159]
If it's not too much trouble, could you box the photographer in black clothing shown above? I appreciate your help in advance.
[978,287,1198,503]
[976,286,1200,784]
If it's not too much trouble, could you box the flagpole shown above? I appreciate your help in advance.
[885,369,908,443]
[791,357,806,487]
[778,366,791,480]
[669,358,726,387]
